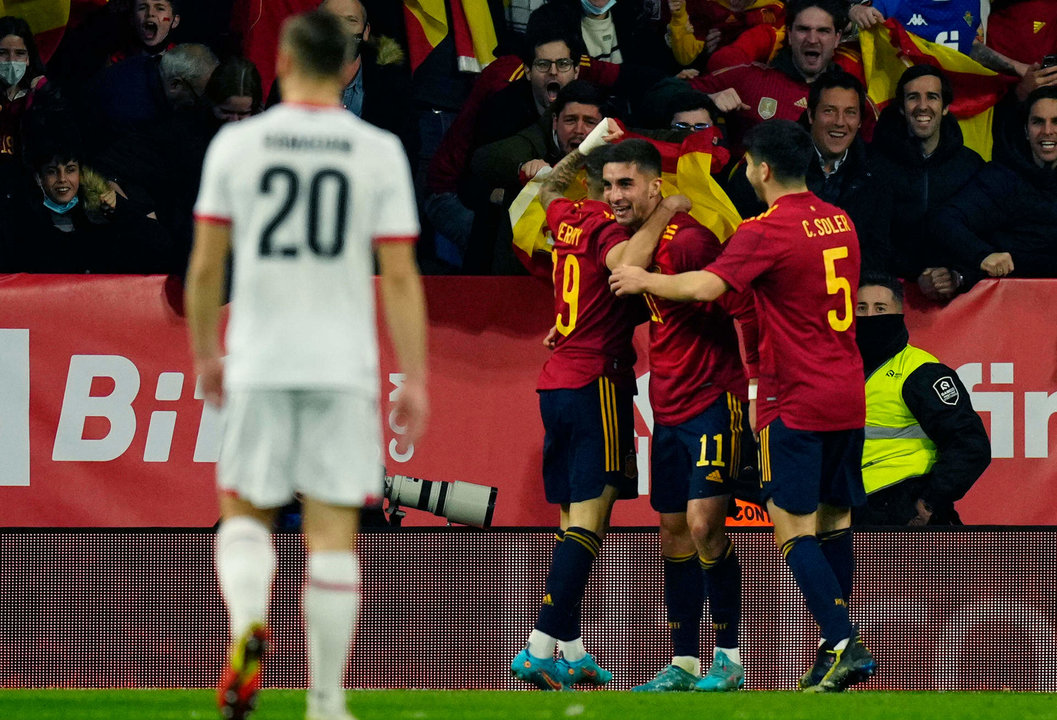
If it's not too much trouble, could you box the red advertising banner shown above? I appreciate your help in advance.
[0,274,1053,527]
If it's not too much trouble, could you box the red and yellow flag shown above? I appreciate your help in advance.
[403,0,496,73]
[859,20,1016,160]
[511,125,742,277]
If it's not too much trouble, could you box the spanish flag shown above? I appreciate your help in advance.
[859,20,1016,160]
[403,0,497,73]
[511,124,742,277]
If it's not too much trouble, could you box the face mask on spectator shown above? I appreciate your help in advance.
[581,0,617,16]
[43,195,79,214]
[854,313,908,369]
[0,60,27,87]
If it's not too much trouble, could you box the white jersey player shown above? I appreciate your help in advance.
[185,11,428,720]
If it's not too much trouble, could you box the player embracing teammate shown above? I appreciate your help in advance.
[612,119,876,692]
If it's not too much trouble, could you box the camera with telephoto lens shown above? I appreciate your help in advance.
[383,473,498,528]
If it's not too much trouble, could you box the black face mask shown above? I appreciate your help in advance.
[855,313,910,373]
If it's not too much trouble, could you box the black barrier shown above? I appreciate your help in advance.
[0,529,1054,690]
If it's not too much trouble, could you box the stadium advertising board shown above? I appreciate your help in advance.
[0,275,1053,527]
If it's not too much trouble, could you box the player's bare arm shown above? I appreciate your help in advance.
[377,240,430,448]
[185,219,232,406]
[539,118,624,210]
[609,265,729,302]
[539,146,588,211]
[605,194,692,270]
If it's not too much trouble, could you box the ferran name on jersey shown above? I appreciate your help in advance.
[555,221,584,247]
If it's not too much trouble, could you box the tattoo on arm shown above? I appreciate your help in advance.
[539,150,585,210]
[970,42,1016,75]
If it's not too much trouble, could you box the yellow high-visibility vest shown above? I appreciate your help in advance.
[862,344,938,494]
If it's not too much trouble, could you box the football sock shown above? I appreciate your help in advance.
[304,551,360,712]
[536,527,601,644]
[781,535,851,645]
[672,655,701,676]
[700,540,741,650]
[558,637,587,663]
[527,628,558,660]
[551,531,585,648]
[664,552,703,658]
[215,516,276,639]
[818,527,854,606]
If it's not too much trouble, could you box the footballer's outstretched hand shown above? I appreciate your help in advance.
[609,264,650,296]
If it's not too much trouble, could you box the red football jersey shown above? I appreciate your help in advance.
[691,63,810,152]
[647,213,756,426]
[986,0,1057,65]
[707,191,865,432]
[537,198,638,391]
[664,0,786,52]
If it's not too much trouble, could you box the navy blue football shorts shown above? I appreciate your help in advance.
[539,378,638,505]
[756,416,866,514]
[651,392,745,513]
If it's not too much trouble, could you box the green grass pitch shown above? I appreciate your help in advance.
[0,690,1055,720]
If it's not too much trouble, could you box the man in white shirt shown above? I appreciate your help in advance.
[185,10,428,720]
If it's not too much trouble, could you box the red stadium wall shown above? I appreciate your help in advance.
[0,274,1054,528]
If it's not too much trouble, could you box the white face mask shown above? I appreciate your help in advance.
[0,60,27,88]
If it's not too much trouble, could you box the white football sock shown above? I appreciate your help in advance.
[527,629,558,660]
[215,516,276,639]
[558,637,587,662]
[305,551,360,714]
[672,655,701,676]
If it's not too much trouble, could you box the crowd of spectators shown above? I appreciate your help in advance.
[0,0,1054,292]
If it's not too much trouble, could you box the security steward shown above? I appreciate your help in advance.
[852,273,991,525]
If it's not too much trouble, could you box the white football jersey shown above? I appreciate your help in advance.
[194,103,419,392]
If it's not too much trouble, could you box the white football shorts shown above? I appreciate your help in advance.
[217,388,383,508]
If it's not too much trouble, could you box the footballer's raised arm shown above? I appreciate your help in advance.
[609,265,730,302]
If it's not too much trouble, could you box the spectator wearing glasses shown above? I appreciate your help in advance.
[663,90,730,173]
[426,22,587,272]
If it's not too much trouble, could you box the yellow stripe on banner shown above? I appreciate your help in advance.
[0,0,71,34]
[462,0,498,69]
[727,393,742,481]
[404,0,449,50]
[758,424,770,485]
